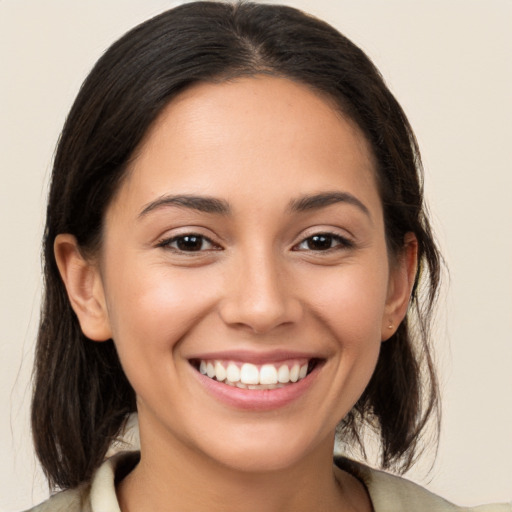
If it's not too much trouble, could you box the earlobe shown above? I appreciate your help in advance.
[54,234,112,342]
[382,233,418,341]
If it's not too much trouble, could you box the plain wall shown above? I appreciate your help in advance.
[1,0,510,509]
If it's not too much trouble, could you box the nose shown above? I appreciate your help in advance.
[218,250,303,334]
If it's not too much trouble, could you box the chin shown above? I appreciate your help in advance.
[188,420,333,474]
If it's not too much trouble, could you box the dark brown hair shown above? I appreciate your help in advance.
[32,1,441,490]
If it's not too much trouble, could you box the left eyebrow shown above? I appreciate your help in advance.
[138,194,231,218]
[287,191,372,219]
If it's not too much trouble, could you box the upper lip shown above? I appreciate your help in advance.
[187,349,324,365]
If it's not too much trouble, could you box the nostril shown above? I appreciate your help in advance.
[219,301,303,334]
[217,273,303,334]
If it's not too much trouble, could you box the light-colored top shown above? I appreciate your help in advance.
[26,451,511,512]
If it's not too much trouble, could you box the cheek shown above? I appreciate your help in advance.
[305,260,390,343]
[314,263,388,406]
[103,259,222,362]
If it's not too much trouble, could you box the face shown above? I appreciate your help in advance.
[74,77,411,473]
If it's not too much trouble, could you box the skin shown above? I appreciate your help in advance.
[55,76,417,512]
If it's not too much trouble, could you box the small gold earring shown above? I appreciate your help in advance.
[388,321,394,330]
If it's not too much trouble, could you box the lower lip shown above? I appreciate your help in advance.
[191,364,321,411]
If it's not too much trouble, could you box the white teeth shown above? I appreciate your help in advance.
[240,363,259,385]
[215,361,227,382]
[197,359,314,387]
[289,364,300,382]
[226,362,240,383]
[277,364,290,383]
[259,364,278,385]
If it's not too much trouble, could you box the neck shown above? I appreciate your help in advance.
[116,419,361,512]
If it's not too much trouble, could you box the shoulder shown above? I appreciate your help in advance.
[22,485,91,512]
[23,451,140,512]
[335,457,512,512]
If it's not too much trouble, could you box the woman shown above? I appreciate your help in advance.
[26,2,510,511]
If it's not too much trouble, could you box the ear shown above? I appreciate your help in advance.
[381,233,418,341]
[54,234,112,342]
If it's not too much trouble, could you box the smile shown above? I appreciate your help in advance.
[192,359,320,390]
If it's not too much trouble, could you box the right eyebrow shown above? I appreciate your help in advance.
[288,191,371,219]
[138,194,231,218]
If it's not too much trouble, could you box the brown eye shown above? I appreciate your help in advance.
[306,234,334,250]
[176,235,204,251]
[159,234,218,252]
[294,233,353,252]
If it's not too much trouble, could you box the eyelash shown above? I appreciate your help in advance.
[156,234,220,253]
[157,232,353,254]
[292,233,354,252]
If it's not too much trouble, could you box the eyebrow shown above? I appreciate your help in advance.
[288,191,371,218]
[139,194,231,218]
[138,190,370,220]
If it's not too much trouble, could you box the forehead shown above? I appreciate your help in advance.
[115,76,379,216]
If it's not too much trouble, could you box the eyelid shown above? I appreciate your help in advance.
[156,232,222,252]
[294,233,352,250]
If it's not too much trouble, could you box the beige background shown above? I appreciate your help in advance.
[1,0,511,509]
